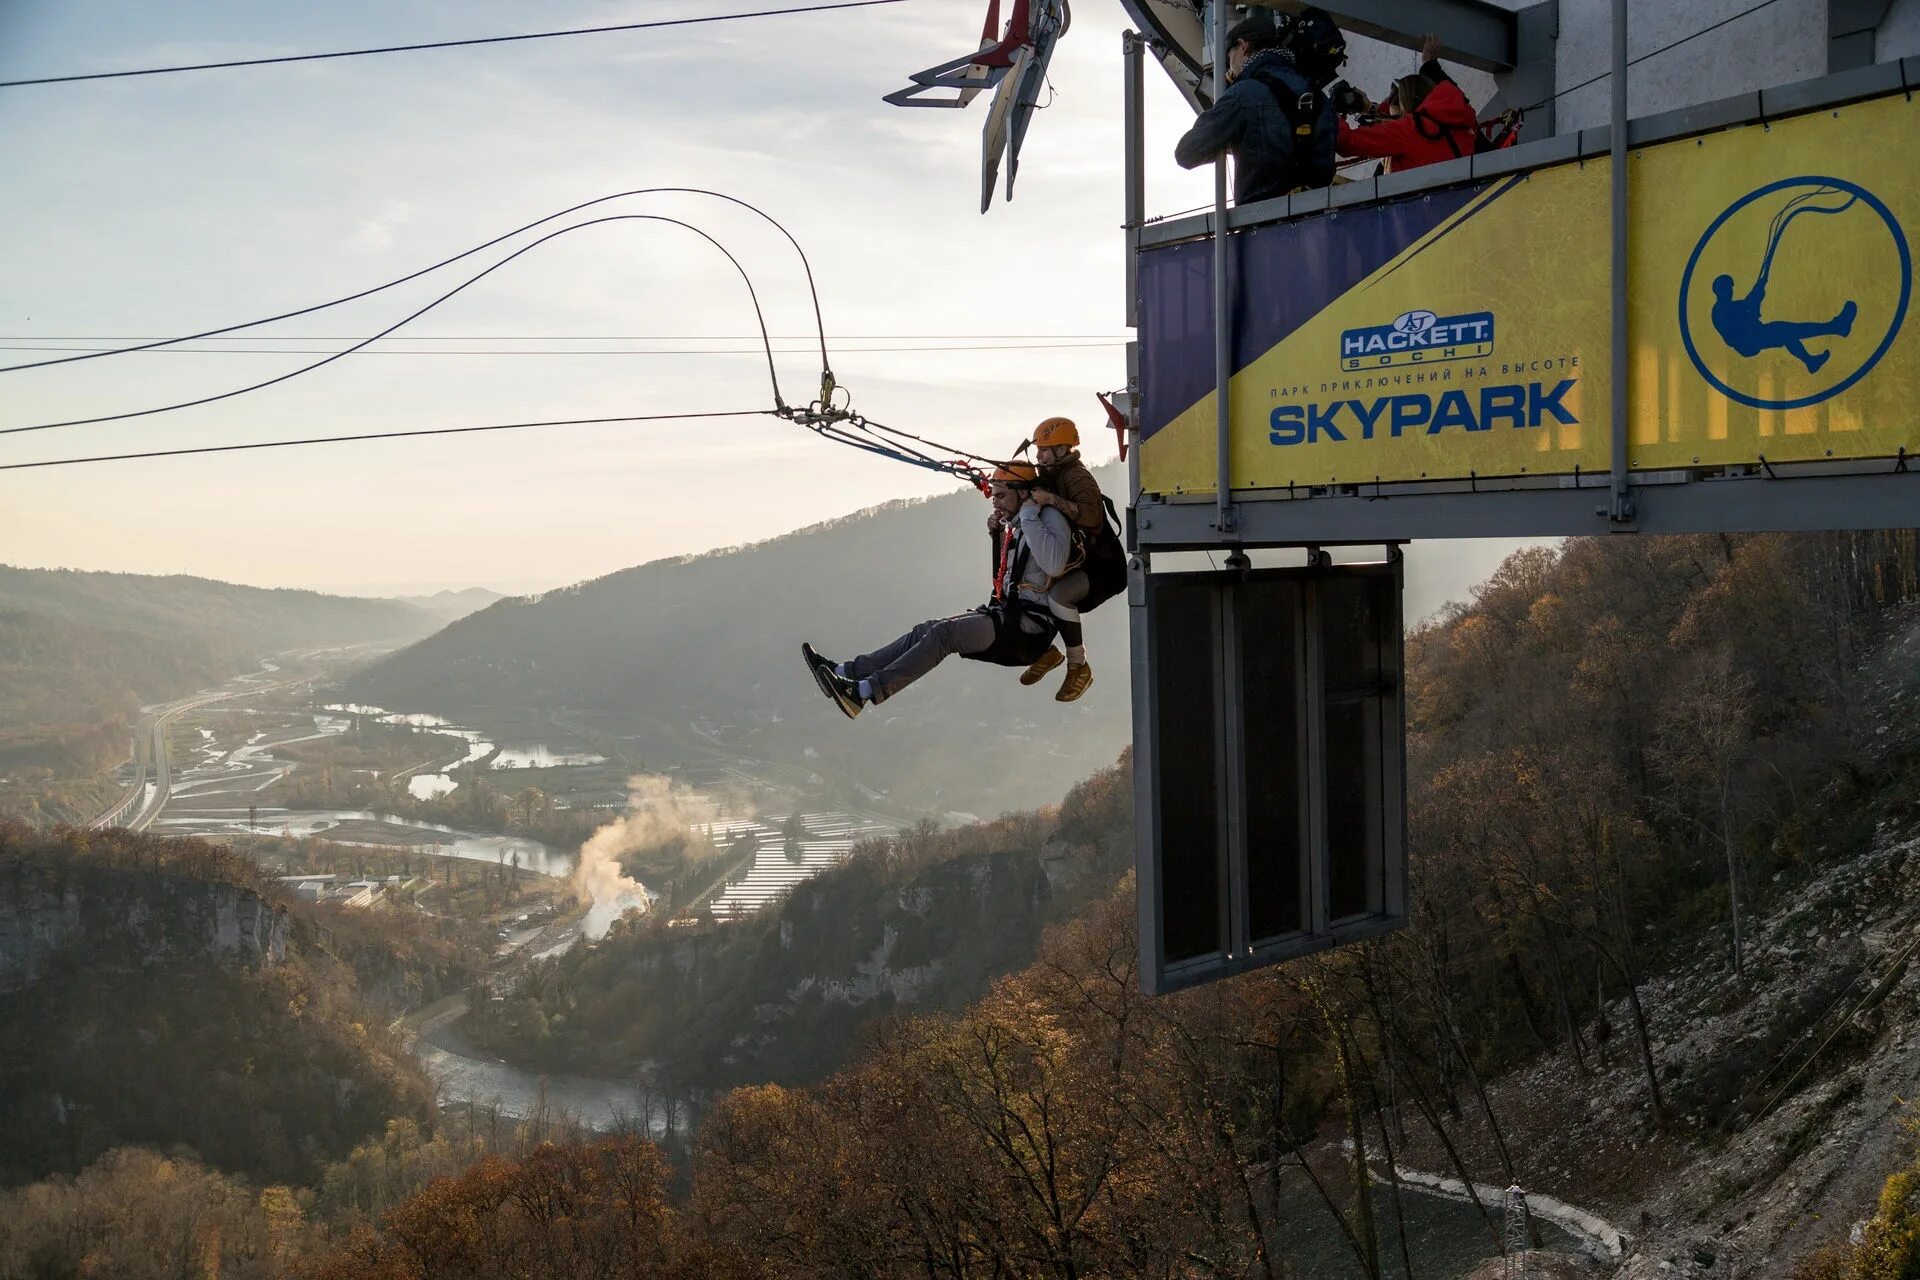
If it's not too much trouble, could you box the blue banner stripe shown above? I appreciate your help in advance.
[1139,183,1491,441]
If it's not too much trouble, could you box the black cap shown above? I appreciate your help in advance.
[1225,11,1285,50]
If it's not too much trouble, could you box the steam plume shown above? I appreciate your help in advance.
[576,775,714,937]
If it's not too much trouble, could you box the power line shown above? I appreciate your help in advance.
[0,0,907,89]
[0,341,1125,357]
[0,188,832,378]
[0,333,1129,342]
[0,410,773,472]
[0,212,789,437]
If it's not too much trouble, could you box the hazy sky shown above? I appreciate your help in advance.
[0,1,1459,596]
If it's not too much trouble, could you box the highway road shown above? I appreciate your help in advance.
[90,644,385,832]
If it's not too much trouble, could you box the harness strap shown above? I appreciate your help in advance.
[1252,70,1323,138]
[1413,107,1471,158]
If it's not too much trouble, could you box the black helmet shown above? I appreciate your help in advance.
[1282,6,1348,84]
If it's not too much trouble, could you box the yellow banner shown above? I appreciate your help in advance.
[1631,94,1917,467]
[1138,91,1920,493]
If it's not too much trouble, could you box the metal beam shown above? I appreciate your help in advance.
[1830,0,1894,72]
[1211,4,1235,537]
[1257,0,1521,71]
[1133,470,1920,546]
[1124,31,1145,328]
[1608,0,1633,524]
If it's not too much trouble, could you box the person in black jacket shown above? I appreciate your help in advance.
[1173,8,1342,204]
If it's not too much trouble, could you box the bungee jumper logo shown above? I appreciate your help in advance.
[1680,177,1910,411]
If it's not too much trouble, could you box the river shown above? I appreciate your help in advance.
[406,998,673,1134]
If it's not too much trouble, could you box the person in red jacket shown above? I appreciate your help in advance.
[1336,35,1479,174]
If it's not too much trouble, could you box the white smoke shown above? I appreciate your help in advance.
[575,775,715,938]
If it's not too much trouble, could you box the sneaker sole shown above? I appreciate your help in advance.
[802,645,862,720]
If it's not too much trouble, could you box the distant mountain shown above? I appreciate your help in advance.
[344,472,1537,816]
[348,476,1136,816]
[0,565,440,779]
[390,586,506,622]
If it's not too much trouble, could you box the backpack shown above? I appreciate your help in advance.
[1075,496,1128,613]
[1247,63,1338,191]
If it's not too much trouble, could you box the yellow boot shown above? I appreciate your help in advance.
[1020,647,1065,686]
[1056,661,1093,703]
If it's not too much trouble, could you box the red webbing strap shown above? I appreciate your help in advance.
[994,523,1015,601]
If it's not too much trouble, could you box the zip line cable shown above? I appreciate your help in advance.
[2,183,1008,482]
[0,213,788,437]
[0,0,907,89]
[0,411,774,472]
[0,407,1011,481]
[0,188,832,380]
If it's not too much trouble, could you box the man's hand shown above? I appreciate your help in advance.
[987,510,1005,536]
[1419,33,1443,64]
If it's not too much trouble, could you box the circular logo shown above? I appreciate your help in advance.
[1393,309,1438,336]
[1681,177,1904,410]
[1679,176,1909,411]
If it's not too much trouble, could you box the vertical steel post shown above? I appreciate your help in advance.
[1212,3,1236,534]
[1124,32,1145,329]
[1609,0,1634,523]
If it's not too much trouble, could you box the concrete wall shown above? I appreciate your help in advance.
[1878,0,1920,59]
[1482,0,1920,136]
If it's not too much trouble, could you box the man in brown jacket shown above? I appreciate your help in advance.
[1018,416,1107,703]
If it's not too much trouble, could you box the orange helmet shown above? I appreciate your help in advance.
[990,461,1039,486]
[1033,417,1079,449]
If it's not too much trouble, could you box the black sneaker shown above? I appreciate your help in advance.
[801,643,863,720]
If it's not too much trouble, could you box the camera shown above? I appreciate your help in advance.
[1329,79,1371,116]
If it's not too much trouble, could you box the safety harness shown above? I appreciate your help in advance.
[1413,103,1525,158]
[962,523,1061,668]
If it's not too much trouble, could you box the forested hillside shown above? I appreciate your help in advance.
[464,760,1132,1088]
[0,822,440,1189]
[7,532,1917,1279]
[0,565,438,780]
[334,530,1920,1278]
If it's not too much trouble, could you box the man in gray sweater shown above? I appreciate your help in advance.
[802,463,1072,719]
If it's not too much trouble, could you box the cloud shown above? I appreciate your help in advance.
[350,199,416,254]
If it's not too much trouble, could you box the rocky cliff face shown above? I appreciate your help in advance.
[0,859,287,993]
[471,844,1061,1087]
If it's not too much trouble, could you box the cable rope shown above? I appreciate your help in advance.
[0,188,831,379]
[3,184,1010,486]
[1756,188,1856,289]
[0,410,773,471]
[0,0,907,89]
[0,213,786,437]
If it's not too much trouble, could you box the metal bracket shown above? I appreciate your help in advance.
[1830,0,1894,74]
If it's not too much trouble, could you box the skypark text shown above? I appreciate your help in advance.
[1268,379,1578,446]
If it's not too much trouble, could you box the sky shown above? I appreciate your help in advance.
[0,0,1472,597]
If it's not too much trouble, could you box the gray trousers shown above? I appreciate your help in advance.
[1048,570,1088,648]
[849,612,1005,703]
